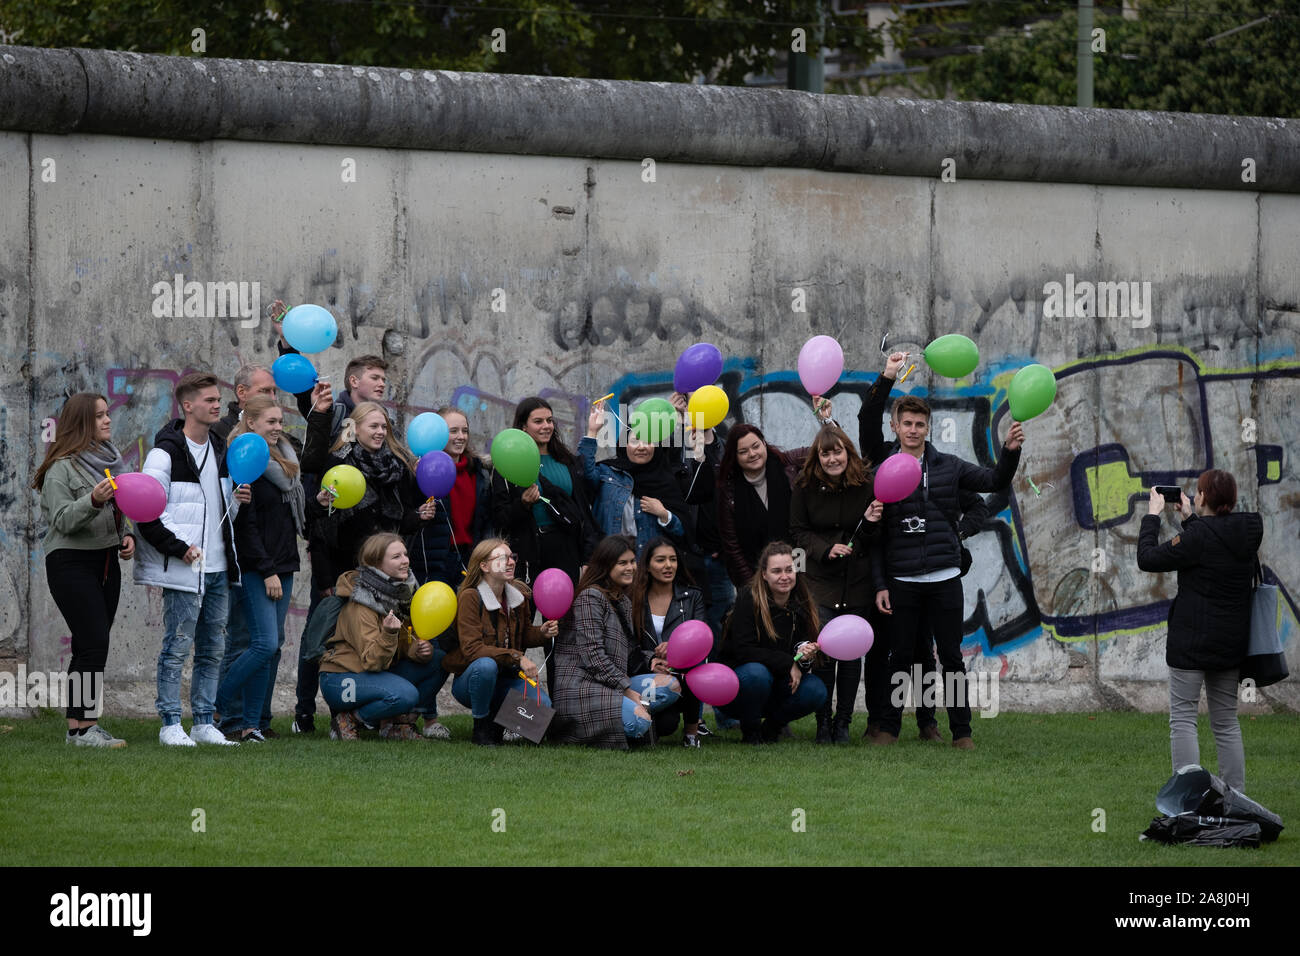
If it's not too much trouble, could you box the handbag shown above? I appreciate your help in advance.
[493,674,555,743]
[1240,557,1288,687]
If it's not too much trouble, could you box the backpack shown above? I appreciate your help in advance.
[300,595,346,662]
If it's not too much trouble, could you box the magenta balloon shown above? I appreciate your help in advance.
[817,614,874,661]
[664,620,713,669]
[114,472,166,522]
[797,335,844,395]
[532,568,574,620]
[673,343,724,393]
[686,662,739,707]
[873,452,923,503]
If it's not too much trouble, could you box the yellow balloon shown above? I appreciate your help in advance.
[687,385,729,430]
[411,581,457,639]
[321,464,366,509]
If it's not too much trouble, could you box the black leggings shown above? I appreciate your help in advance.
[46,547,120,721]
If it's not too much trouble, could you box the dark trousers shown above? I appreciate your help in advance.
[46,548,120,721]
[864,614,938,728]
[216,594,280,731]
[881,576,970,739]
[296,583,326,718]
[814,604,869,723]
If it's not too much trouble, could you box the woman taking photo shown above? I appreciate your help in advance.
[716,398,833,589]
[317,533,441,741]
[34,393,136,747]
[790,424,882,744]
[630,536,707,747]
[1137,470,1263,792]
[719,542,826,744]
[443,538,559,746]
[216,395,305,742]
[552,535,681,749]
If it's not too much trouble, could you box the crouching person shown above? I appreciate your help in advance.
[444,538,559,746]
[317,533,442,740]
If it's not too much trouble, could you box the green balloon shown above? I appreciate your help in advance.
[491,428,542,488]
[924,334,980,378]
[1007,364,1057,422]
[631,398,677,444]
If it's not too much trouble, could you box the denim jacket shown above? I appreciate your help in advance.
[578,437,685,554]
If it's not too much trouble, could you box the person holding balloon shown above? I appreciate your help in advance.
[789,424,883,743]
[717,541,826,744]
[443,538,559,745]
[551,536,682,748]
[214,396,306,742]
[629,536,709,747]
[317,533,441,740]
[33,392,139,747]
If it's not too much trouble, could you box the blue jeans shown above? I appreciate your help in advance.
[452,657,551,720]
[319,670,420,725]
[391,655,448,719]
[702,554,736,640]
[217,573,292,731]
[722,662,827,729]
[156,573,230,726]
[216,589,255,730]
[621,672,682,737]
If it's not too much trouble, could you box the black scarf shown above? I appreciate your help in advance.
[347,445,409,521]
[732,453,792,557]
[609,448,688,517]
[352,565,416,619]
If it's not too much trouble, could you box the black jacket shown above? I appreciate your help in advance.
[491,456,600,586]
[233,473,302,577]
[789,479,881,610]
[409,454,496,588]
[720,587,815,681]
[1137,511,1264,671]
[633,583,707,675]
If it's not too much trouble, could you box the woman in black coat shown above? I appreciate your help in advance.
[1137,469,1263,792]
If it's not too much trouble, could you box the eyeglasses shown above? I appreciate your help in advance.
[493,553,519,564]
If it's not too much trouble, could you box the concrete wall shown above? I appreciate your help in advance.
[1,48,1296,716]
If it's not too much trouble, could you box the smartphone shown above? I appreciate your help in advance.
[1153,486,1184,502]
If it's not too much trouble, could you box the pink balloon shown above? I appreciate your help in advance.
[114,472,166,523]
[797,335,844,396]
[817,614,874,661]
[874,452,922,503]
[532,568,574,620]
[686,662,739,707]
[664,620,713,669]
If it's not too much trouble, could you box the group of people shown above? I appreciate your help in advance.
[35,321,1263,783]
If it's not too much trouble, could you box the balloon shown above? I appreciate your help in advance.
[686,385,729,430]
[664,620,713,670]
[490,428,542,488]
[631,397,677,444]
[408,412,450,456]
[874,452,923,504]
[271,353,318,394]
[532,568,574,620]
[226,432,270,485]
[321,464,366,509]
[113,472,166,522]
[797,335,844,396]
[924,334,980,378]
[817,614,874,661]
[1007,364,1057,422]
[673,343,723,393]
[280,304,338,354]
[416,450,457,499]
[411,581,457,640]
[685,663,739,707]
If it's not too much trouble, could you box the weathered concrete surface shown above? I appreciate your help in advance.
[0,49,1296,719]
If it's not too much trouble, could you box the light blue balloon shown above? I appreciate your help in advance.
[227,433,270,485]
[271,354,318,395]
[408,412,450,456]
[281,304,338,354]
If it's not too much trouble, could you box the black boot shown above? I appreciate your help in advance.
[740,723,765,745]
[472,717,498,747]
[759,719,783,744]
[815,714,832,744]
[832,715,851,744]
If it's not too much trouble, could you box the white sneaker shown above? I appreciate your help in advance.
[422,720,452,740]
[159,723,197,747]
[190,722,239,746]
[67,725,127,748]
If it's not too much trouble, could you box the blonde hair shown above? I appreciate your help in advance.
[331,402,416,471]
[459,537,510,595]
[228,395,298,479]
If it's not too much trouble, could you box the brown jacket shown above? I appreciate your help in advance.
[443,579,549,676]
[319,570,422,674]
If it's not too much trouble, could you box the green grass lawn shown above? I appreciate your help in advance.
[1,711,1294,866]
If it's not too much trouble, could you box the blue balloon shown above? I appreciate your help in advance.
[408,412,450,457]
[227,433,270,485]
[281,304,338,354]
[272,354,318,395]
[416,451,457,499]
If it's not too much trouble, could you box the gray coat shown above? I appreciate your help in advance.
[551,587,636,750]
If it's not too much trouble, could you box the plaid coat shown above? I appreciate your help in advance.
[551,586,635,749]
